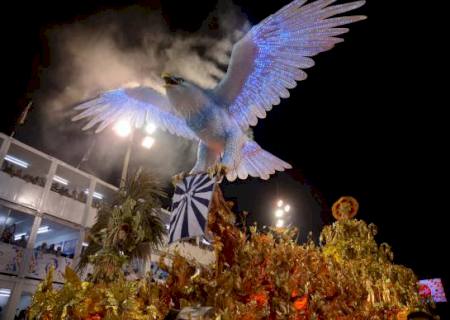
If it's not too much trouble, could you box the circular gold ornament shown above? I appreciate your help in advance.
[332,196,359,220]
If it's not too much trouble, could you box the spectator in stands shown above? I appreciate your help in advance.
[1,224,15,244]
[55,246,62,256]
[47,243,55,254]
[15,308,27,320]
[16,169,23,179]
[15,235,27,248]
[39,242,48,253]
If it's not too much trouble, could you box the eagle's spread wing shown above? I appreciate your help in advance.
[214,0,366,129]
[72,86,197,140]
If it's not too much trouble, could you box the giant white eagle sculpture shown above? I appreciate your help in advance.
[73,0,366,181]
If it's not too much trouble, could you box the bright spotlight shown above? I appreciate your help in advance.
[145,122,157,134]
[114,120,132,137]
[276,219,284,228]
[284,204,291,212]
[142,136,155,149]
[277,200,284,207]
[275,209,284,218]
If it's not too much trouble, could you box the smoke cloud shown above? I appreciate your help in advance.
[18,1,249,186]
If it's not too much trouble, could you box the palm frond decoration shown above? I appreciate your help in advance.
[77,171,166,273]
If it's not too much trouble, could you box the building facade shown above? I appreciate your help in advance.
[0,133,213,319]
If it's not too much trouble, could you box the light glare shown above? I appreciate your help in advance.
[114,120,132,137]
[276,219,284,228]
[275,209,284,217]
[142,136,155,149]
[145,122,157,134]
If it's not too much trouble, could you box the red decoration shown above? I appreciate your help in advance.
[250,292,268,307]
[419,284,432,298]
[293,295,308,311]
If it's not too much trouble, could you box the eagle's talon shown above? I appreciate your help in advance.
[172,172,187,186]
[207,163,229,179]
[217,163,229,176]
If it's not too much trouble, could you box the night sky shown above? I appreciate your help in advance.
[2,0,448,316]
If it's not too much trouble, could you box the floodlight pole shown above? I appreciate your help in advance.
[120,130,134,189]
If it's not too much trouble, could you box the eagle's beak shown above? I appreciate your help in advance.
[162,73,179,86]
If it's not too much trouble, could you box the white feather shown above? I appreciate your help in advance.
[214,0,366,129]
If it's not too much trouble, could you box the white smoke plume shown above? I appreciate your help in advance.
[20,1,249,185]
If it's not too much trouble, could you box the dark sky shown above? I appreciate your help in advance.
[2,0,448,315]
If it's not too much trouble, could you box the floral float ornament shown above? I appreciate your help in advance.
[250,292,268,307]
[418,283,432,299]
[29,192,438,319]
[85,314,102,320]
[332,196,359,220]
[293,295,308,311]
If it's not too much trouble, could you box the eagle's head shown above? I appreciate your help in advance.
[162,73,208,115]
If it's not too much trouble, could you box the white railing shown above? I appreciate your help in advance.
[0,132,118,228]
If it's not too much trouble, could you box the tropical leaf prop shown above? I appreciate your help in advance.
[29,188,439,319]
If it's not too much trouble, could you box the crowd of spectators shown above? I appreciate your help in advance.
[50,182,88,203]
[2,162,104,207]
[1,225,72,257]
[3,162,86,203]
[35,242,73,258]
[0,224,28,248]
[2,163,46,187]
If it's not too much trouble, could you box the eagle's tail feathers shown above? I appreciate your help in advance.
[226,140,292,181]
